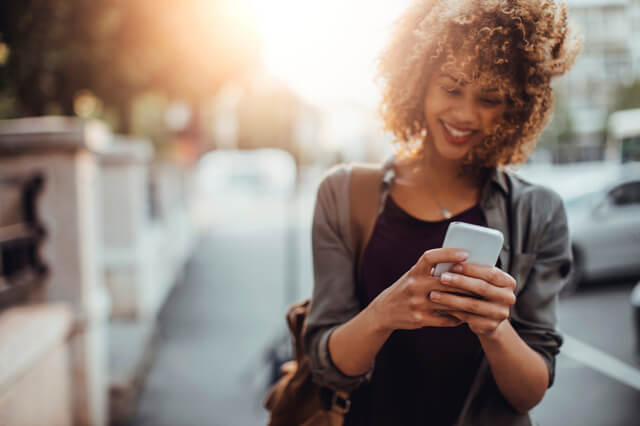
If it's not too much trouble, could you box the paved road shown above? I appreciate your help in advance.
[558,280,637,366]
[133,191,640,426]
[531,280,640,426]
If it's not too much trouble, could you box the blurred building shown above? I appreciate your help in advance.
[561,0,640,142]
[206,82,394,168]
[203,79,307,165]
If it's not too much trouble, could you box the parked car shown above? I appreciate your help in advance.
[632,280,640,357]
[561,163,640,293]
[197,148,297,202]
[517,161,640,294]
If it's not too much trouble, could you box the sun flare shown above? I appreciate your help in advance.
[247,0,412,108]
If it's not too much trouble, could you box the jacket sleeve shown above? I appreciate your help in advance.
[302,164,374,392]
[510,187,572,388]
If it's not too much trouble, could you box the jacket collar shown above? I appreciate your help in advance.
[381,153,510,198]
[486,166,510,196]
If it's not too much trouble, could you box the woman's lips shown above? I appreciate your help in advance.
[440,120,477,145]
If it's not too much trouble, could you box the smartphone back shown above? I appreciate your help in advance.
[433,221,504,277]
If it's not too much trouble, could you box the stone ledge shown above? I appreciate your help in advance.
[0,341,72,426]
[0,303,73,392]
[0,117,111,155]
[99,138,154,165]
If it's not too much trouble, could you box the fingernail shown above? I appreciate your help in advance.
[430,291,441,300]
[456,251,469,260]
[441,273,451,283]
[452,264,463,273]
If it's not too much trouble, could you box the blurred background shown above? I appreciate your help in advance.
[0,1,639,425]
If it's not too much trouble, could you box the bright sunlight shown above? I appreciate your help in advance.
[247,0,412,108]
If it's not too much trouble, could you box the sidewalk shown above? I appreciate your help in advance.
[132,166,320,426]
[132,224,303,426]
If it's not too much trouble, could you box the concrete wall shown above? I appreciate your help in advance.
[0,304,73,426]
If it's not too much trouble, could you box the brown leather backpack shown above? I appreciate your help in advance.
[263,164,384,426]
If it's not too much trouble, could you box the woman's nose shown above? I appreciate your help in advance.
[451,97,478,127]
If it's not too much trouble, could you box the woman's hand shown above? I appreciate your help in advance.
[368,248,473,333]
[429,263,517,337]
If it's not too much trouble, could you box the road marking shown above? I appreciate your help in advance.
[562,334,640,391]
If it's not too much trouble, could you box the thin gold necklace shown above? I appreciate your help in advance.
[417,136,453,219]
[399,162,453,220]
[423,177,453,219]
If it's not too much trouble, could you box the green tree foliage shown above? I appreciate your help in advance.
[0,0,259,132]
[612,79,640,112]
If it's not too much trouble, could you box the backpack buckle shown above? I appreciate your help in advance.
[331,392,351,414]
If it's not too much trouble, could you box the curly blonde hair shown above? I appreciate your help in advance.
[377,0,581,169]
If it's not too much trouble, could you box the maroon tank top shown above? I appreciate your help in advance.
[345,194,487,426]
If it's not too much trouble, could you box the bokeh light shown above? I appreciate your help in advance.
[0,42,9,66]
[73,90,101,118]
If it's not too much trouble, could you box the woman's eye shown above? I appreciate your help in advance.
[441,85,459,95]
[480,97,502,106]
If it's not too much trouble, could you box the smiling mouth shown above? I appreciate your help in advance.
[440,120,477,143]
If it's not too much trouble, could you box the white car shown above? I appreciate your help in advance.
[632,280,640,356]
[518,162,640,293]
[562,164,640,293]
[194,148,299,227]
[197,148,297,202]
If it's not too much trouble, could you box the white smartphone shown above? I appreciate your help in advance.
[433,222,504,277]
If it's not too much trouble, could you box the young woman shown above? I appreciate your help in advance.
[303,1,580,425]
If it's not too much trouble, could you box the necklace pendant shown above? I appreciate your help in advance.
[441,207,452,219]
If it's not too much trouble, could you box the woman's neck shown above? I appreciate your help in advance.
[417,148,481,198]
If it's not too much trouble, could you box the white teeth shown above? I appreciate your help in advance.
[443,122,473,138]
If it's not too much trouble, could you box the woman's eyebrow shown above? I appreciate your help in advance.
[441,73,463,84]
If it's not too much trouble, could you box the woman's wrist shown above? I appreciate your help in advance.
[365,298,393,335]
[328,301,394,377]
[478,318,510,345]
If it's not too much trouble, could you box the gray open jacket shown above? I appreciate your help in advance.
[303,157,572,426]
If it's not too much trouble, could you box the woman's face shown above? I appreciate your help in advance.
[423,65,507,163]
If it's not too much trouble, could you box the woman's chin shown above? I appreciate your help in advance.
[433,144,471,162]
[422,136,476,163]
